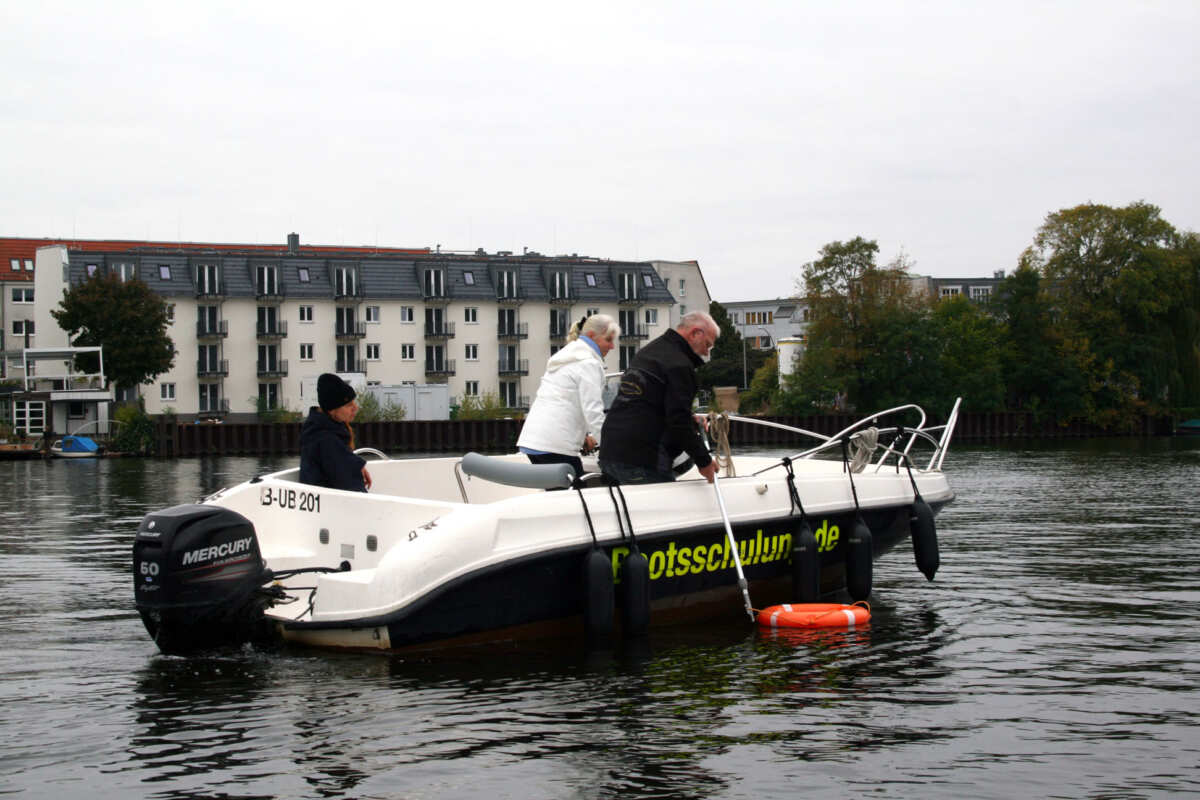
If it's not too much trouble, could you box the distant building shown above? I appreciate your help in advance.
[720,298,809,352]
[908,270,1007,303]
[10,234,704,423]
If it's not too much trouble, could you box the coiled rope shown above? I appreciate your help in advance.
[706,411,736,477]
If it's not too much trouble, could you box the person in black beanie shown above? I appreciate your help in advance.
[299,373,372,491]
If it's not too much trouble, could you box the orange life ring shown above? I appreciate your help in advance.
[757,603,870,629]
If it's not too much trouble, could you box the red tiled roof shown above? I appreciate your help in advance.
[0,236,432,281]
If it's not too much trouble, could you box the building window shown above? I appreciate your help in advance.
[619,273,637,300]
[198,384,220,413]
[256,264,278,295]
[424,268,444,297]
[164,304,174,323]
[12,288,34,304]
[23,259,32,271]
[366,343,381,360]
[645,308,658,326]
[680,305,687,315]
[550,345,561,356]
[678,278,686,296]
[258,382,279,411]
[196,263,220,294]
[464,381,479,396]
[159,264,171,280]
[464,307,478,323]
[552,272,569,299]
[463,271,475,285]
[642,273,653,288]
[587,307,599,317]
[11,320,33,336]
[115,262,137,281]
[971,286,992,300]
[8,259,17,270]
[366,306,380,323]
[401,343,415,360]
[68,401,86,418]
[161,383,176,401]
[496,270,518,298]
[86,263,98,277]
[940,286,961,297]
[585,273,596,287]
[299,305,313,323]
[464,344,478,361]
[13,400,45,435]
[335,267,356,296]
[401,306,414,323]
[300,343,314,361]
[619,345,637,371]
[499,381,518,408]
[298,267,310,282]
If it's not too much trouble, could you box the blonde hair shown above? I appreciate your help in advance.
[568,313,621,344]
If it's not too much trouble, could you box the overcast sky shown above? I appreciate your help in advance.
[3,1,1196,302]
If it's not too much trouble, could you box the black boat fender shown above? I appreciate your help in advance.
[910,499,939,581]
[844,517,874,602]
[791,523,821,603]
[583,547,615,638]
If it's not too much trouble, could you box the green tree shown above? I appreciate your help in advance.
[929,295,1006,412]
[51,273,175,391]
[696,301,768,395]
[1023,201,1195,424]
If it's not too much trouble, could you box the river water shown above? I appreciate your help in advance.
[1,439,1198,799]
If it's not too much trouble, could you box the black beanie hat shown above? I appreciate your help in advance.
[317,373,356,412]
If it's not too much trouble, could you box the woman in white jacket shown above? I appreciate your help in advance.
[517,314,620,479]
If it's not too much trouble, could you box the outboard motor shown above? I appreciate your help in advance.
[133,504,276,654]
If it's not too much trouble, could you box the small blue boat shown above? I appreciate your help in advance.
[51,435,101,458]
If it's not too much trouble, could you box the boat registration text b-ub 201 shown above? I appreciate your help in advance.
[133,402,960,653]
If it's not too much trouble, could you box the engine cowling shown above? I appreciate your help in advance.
[133,503,275,654]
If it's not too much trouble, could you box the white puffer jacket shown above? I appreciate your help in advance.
[516,337,607,455]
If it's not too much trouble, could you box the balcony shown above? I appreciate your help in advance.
[197,398,231,417]
[196,359,229,377]
[503,395,531,412]
[425,358,456,377]
[255,285,285,302]
[195,284,225,301]
[626,323,650,339]
[498,358,529,376]
[256,320,288,340]
[496,290,525,306]
[423,289,451,305]
[335,322,367,340]
[424,321,456,340]
[497,322,528,341]
[548,289,573,305]
[617,293,644,307]
[549,323,568,341]
[256,359,289,378]
[196,320,228,339]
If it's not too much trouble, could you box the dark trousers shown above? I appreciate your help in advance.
[525,452,583,489]
[598,459,676,485]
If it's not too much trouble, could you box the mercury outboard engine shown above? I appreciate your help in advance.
[133,503,277,655]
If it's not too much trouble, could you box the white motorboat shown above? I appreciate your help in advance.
[133,402,960,654]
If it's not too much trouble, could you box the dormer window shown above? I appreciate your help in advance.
[114,262,137,282]
[424,268,445,297]
[551,271,569,299]
[196,263,220,294]
[256,264,279,295]
[334,266,356,297]
[619,273,636,300]
[497,270,518,299]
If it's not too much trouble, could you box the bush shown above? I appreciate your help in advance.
[251,395,302,423]
[112,401,156,455]
[456,392,518,420]
[356,392,407,422]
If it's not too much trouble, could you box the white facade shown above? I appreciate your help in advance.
[651,259,713,328]
[721,297,810,351]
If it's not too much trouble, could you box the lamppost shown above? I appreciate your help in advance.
[740,322,747,389]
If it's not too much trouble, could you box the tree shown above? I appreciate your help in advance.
[696,301,768,397]
[1023,201,1195,423]
[51,273,175,391]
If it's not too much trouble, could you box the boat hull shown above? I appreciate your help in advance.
[280,502,933,651]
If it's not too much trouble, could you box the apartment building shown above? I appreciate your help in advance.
[722,298,810,351]
[26,235,680,421]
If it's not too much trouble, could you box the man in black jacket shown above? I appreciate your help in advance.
[599,311,721,484]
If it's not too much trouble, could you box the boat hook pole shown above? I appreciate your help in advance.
[702,419,754,622]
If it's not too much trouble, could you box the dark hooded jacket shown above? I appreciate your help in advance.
[599,328,713,471]
[299,407,367,492]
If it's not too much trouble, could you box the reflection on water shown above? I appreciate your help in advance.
[1,439,1198,798]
